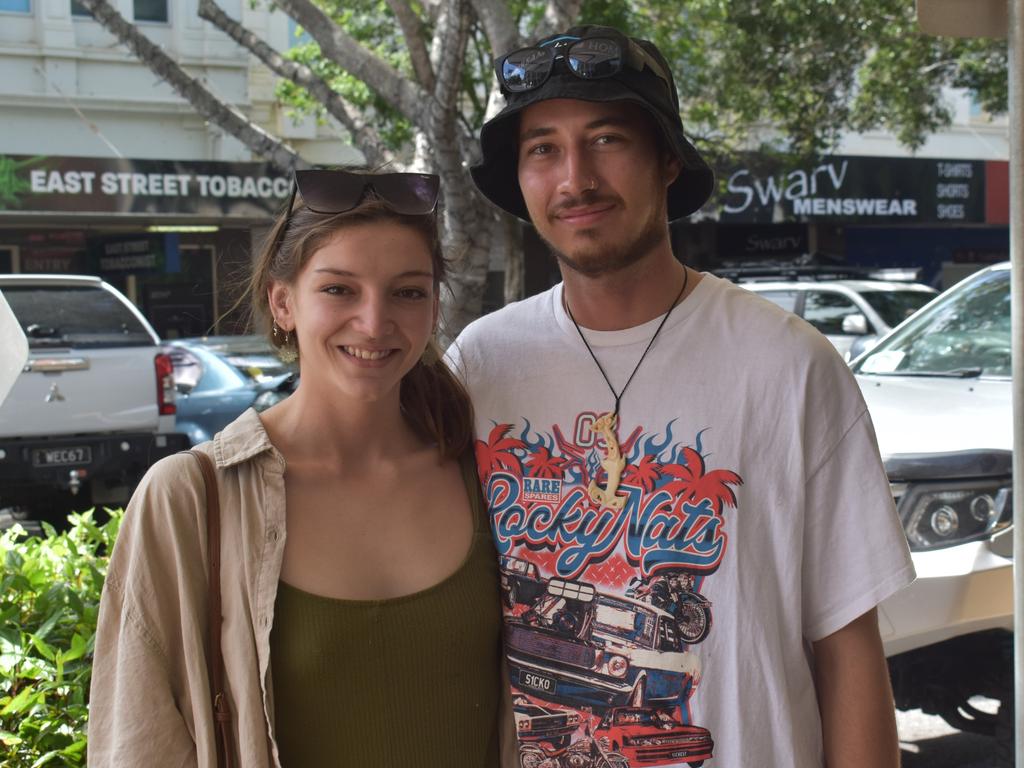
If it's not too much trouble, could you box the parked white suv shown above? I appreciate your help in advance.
[851,262,1012,760]
[0,275,190,526]
[741,278,937,360]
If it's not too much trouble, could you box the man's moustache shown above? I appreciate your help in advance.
[550,191,619,216]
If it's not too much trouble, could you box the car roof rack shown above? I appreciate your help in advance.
[711,253,924,284]
[714,264,873,283]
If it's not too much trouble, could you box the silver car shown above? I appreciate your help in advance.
[741,278,937,360]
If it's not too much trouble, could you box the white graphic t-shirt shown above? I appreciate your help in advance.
[449,274,915,768]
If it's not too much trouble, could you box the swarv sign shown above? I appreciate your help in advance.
[716,155,1002,224]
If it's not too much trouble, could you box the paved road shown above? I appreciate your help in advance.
[898,700,1010,768]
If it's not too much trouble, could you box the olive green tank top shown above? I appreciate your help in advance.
[268,453,501,768]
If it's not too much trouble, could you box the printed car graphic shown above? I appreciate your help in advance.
[506,578,701,714]
[513,694,581,751]
[500,555,548,610]
[595,707,714,767]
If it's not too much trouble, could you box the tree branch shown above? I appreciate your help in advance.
[196,0,390,167]
[272,0,430,125]
[537,0,582,37]
[76,0,308,174]
[432,0,469,112]
[384,0,436,91]
[467,0,518,60]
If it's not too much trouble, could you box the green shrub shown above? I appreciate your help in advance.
[0,510,122,767]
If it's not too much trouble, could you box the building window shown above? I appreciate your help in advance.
[0,0,31,13]
[71,0,90,16]
[134,0,167,22]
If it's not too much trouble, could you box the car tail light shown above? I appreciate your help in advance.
[155,352,176,415]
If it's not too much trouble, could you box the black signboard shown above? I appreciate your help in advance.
[91,234,167,274]
[0,155,291,218]
[716,155,986,224]
[716,223,808,259]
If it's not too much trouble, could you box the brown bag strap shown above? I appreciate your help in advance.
[188,449,235,768]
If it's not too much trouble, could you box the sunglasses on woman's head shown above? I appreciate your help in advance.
[272,168,440,256]
[496,35,671,94]
[291,169,440,216]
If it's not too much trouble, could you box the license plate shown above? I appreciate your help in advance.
[32,446,92,467]
[520,671,556,694]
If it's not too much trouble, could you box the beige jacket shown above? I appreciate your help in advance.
[87,408,515,768]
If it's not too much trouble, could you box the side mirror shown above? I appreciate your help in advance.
[841,313,869,335]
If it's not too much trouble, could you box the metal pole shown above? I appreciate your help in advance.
[1011,1,1024,764]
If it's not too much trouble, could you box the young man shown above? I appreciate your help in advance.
[449,24,915,767]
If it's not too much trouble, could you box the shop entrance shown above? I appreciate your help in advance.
[0,245,17,273]
[140,244,218,339]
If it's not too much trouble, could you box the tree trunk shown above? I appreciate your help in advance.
[502,215,525,305]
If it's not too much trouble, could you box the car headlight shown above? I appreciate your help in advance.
[896,480,1012,551]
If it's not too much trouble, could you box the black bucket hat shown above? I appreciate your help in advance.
[472,25,714,223]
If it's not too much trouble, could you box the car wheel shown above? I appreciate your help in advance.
[688,762,705,767]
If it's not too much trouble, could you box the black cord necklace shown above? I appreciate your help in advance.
[565,267,690,420]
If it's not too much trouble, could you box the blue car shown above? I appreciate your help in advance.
[167,336,295,445]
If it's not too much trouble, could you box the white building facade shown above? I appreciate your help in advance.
[0,0,359,336]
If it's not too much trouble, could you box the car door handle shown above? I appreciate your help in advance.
[23,357,90,373]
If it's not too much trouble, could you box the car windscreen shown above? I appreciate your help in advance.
[858,289,936,328]
[612,709,673,727]
[594,598,656,646]
[853,269,1010,378]
[1,285,153,349]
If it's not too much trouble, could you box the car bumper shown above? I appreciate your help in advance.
[508,654,634,711]
[0,431,191,503]
[619,741,714,765]
[879,538,1013,656]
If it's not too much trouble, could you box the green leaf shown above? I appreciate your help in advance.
[32,610,61,644]
[62,737,87,755]
[63,633,88,664]
[0,729,24,746]
[1,684,37,715]
[30,749,65,768]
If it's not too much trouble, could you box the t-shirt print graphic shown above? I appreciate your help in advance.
[477,411,743,768]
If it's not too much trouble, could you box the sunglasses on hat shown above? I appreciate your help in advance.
[496,34,671,94]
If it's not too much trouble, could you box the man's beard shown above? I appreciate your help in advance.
[542,195,670,278]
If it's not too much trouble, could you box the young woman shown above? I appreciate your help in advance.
[88,170,506,767]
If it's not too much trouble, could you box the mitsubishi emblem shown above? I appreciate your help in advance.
[45,383,65,403]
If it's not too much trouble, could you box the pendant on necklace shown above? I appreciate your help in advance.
[588,412,627,511]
